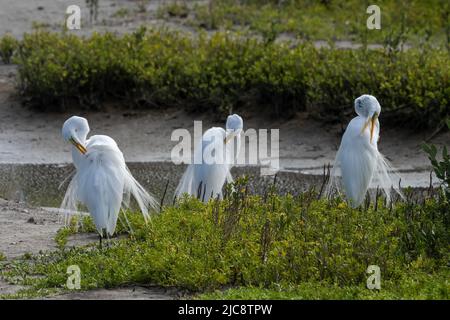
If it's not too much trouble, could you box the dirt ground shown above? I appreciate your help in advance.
[0,198,178,299]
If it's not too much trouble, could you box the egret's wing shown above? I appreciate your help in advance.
[61,135,157,236]
[174,163,196,200]
[226,171,234,184]
[327,118,377,207]
[122,165,159,218]
[199,128,230,201]
[74,142,124,236]
[175,127,230,202]
[224,132,239,188]
[174,130,205,200]
[60,171,82,226]
[371,151,404,203]
[326,144,343,199]
[370,123,404,203]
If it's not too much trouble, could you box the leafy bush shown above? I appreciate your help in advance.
[13,29,449,127]
[422,119,450,198]
[0,34,19,64]
[3,180,448,298]
[197,270,450,299]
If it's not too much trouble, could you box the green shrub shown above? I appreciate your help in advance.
[0,34,19,64]
[422,119,450,198]
[13,29,449,127]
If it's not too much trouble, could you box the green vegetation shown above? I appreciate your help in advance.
[11,29,449,128]
[422,119,450,198]
[197,271,450,299]
[0,178,448,299]
[158,1,190,19]
[0,34,18,64]
[159,0,449,45]
[112,8,130,19]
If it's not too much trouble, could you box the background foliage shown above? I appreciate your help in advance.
[158,0,449,46]
[8,29,449,128]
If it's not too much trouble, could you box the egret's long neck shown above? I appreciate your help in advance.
[225,131,242,163]
[71,131,89,168]
[78,132,88,145]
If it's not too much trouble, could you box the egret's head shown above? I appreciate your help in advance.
[355,95,381,143]
[62,116,89,154]
[225,114,243,144]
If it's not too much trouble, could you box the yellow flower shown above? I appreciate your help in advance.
[337,202,347,209]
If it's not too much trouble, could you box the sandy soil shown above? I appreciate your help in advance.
[0,0,215,40]
[45,286,177,300]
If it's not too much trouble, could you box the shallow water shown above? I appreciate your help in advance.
[0,162,430,208]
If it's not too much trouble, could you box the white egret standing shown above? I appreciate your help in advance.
[327,95,403,207]
[61,116,157,243]
[175,114,243,202]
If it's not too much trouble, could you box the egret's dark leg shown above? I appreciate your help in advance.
[98,234,103,249]
[105,229,111,247]
[99,228,107,249]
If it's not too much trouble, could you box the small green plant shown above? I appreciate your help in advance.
[422,119,450,198]
[55,228,71,249]
[112,8,130,19]
[0,252,6,261]
[0,34,18,64]
[137,0,149,13]
[162,1,189,18]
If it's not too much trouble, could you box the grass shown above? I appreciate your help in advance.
[0,179,448,299]
[197,271,450,299]
[159,0,449,46]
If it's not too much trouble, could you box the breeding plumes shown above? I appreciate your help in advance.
[60,116,157,242]
[175,114,243,202]
[327,95,403,207]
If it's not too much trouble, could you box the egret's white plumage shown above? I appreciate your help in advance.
[61,116,157,237]
[327,95,403,207]
[175,114,243,202]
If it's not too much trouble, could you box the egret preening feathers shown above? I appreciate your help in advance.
[61,116,157,239]
[327,95,403,207]
[175,114,243,202]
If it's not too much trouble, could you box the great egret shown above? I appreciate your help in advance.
[327,95,403,207]
[175,114,243,202]
[61,116,157,243]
